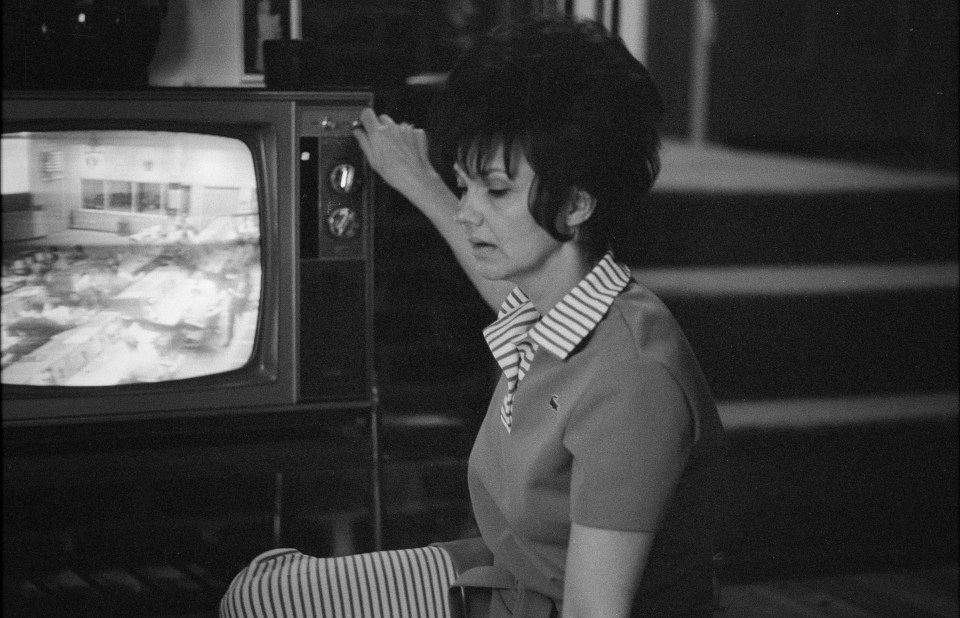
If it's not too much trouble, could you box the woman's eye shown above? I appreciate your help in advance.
[488,187,509,198]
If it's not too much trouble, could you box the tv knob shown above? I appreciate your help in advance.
[327,207,359,239]
[329,163,359,194]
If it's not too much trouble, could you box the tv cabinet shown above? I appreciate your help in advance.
[2,407,381,618]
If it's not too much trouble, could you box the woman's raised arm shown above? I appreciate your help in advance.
[353,109,512,311]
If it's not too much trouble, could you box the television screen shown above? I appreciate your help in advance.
[2,129,263,387]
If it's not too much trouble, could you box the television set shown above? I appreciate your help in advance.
[1,89,375,427]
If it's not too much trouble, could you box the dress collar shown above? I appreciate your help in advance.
[484,251,632,361]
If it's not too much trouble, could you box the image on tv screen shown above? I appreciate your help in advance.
[1,130,262,386]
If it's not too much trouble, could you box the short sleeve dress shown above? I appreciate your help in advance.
[468,253,726,616]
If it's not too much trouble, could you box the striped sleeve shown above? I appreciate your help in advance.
[219,546,458,618]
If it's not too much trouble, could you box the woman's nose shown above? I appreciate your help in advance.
[455,193,483,228]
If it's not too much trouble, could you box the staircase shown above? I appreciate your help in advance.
[637,140,958,410]
[634,140,959,580]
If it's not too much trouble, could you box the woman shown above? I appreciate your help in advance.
[355,15,724,616]
[222,14,724,618]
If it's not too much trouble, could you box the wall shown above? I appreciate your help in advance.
[1,138,30,194]
[149,0,248,87]
[707,0,958,169]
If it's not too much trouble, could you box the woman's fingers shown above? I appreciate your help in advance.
[356,108,414,134]
[353,125,372,159]
[354,109,392,165]
[354,109,421,155]
[414,128,429,162]
[352,108,435,195]
[356,107,380,131]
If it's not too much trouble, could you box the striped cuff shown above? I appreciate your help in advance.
[220,546,458,618]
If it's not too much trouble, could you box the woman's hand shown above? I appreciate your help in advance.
[353,108,441,202]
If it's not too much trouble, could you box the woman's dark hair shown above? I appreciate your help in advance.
[435,15,663,257]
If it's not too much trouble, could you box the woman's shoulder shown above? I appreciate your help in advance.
[602,279,686,350]
[594,280,721,441]
[590,279,707,381]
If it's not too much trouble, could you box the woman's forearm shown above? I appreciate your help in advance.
[402,171,513,311]
[562,524,653,617]
[354,110,512,310]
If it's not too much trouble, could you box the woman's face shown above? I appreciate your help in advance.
[454,146,564,287]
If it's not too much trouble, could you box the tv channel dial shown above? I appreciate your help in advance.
[326,206,359,239]
[329,162,360,194]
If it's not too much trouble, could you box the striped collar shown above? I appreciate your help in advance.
[483,251,632,362]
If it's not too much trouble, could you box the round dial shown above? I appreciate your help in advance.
[329,163,359,194]
[327,207,359,239]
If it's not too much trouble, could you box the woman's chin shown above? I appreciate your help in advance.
[474,261,507,282]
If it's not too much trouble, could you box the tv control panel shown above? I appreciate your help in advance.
[296,102,373,402]
[298,107,368,260]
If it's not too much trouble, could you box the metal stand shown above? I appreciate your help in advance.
[370,377,384,551]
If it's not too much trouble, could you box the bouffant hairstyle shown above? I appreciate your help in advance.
[435,15,663,257]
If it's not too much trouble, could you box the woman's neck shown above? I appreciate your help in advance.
[514,243,595,315]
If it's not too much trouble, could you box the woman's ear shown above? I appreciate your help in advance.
[565,188,597,228]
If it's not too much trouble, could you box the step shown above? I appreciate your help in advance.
[717,408,958,580]
[624,188,958,267]
[668,291,956,400]
[628,142,959,267]
[717,391,958,431]
[632,262,959,400]
[656,140,959,195]
[634,262,958,297]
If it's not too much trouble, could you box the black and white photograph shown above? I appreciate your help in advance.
[2,1,957,617]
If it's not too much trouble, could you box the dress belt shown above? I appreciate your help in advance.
[450,565,557,618]
[433,537,558,618]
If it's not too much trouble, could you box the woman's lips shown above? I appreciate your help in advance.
[468,237,495,250]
